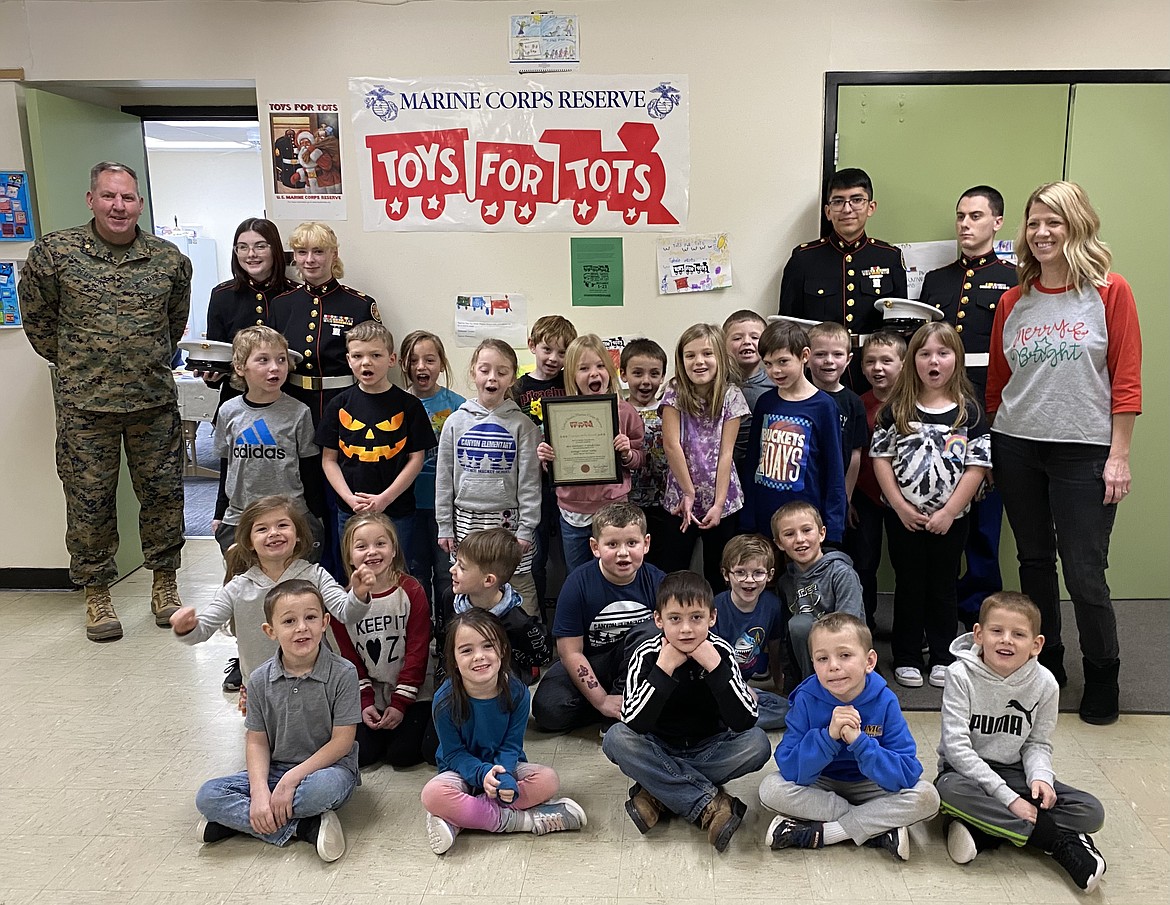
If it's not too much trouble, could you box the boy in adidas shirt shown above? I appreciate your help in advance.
[214,326,325,554]
[936,592,1107,893]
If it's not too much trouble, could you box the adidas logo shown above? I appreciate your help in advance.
[233,420,287,459]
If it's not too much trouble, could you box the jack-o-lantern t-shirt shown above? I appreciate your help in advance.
[316,384,437,516]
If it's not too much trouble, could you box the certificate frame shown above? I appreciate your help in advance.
[542,394,622,486]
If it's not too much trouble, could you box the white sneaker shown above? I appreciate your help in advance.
[426,811,457,854]
[929,665,948,688]
[894,667,924,687]
[314,810,346,862]
[946,819,979,865]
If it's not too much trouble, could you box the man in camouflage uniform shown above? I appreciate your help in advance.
[21,161,192,642]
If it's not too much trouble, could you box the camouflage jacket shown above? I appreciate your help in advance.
[21,221,192,413]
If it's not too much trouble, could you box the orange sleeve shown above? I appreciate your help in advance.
[1101,274,1142,414]
[984,285,1022,417]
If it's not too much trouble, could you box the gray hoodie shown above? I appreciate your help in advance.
[435,397,543,543]
[937,632,1058,807]
[780,550,864,618]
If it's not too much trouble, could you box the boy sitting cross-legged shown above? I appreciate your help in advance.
[194,579,361,862]
[936,592,1107,894]
[759,612,939,861]
[602,570,772,852]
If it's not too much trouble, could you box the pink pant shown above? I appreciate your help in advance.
[421,763,559,832]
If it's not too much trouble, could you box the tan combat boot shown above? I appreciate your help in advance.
[150,569,183,627]
[625,786,664,834]
[85,585,123,642]
[698,789,746,852]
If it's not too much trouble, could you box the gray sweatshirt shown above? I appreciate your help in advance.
[937,632,1058,807]
[434,397,543,543]
[177,559,371,680]
[780,550,864,618]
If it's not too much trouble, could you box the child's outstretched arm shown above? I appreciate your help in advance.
[312,564,373,623]
[171,579,239,644]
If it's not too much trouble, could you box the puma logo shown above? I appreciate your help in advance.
[1006,698,1038,727]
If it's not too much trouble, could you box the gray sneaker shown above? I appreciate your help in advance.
[426,812,458,854]
[529,797,587,836]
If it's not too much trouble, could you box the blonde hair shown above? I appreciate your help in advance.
[289,221,344,279]
[345,319,394,352]
[1016,181,1111,291]
[887,321,974,434]
[978,591,1041,636]
[670,323,732,420]
[469,338,518,396]
[807,321,851,348]
[340,512,405,582]
[400,330,452,390]
[564,333,620,397]
[229,325,290,392]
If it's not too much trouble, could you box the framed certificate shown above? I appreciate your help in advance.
[542,394,622,486]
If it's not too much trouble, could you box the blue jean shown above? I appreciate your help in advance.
[195,762,357,846]
[956,488,1004,620]
[337,510,419,585]
[992,434,1119,665]
[602,723,771,822]
[413,508,452,619]
[559,515,595,574]
[754,689,788,731]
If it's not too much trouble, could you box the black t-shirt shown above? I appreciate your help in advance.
[826,385,869,467]
[315,385,436,516]
[514,372,567,426]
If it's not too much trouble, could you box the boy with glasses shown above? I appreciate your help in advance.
[778,168,907,389]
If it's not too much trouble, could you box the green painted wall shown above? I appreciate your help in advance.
[26,88,152,581]
[836,81,1168,599]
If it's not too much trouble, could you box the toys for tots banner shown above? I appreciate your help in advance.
[349,76,689,232]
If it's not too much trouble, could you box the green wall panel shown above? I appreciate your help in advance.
[1066,83,1170,599]
[837,84,1069,243]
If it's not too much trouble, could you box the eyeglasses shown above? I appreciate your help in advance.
[235,242,271,254]
[826,195,871,211]
[730,569,771,582]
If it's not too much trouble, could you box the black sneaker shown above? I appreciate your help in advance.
[222,657,242,693]
[195,817,238,845]
[765,816,824,850]
[864,825,909,861]
[1050,832,1106,893]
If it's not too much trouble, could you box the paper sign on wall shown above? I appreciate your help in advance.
[0,172,35,242]
[267,100,347,220]
[0,260,22,327]
[454,292,528,348]
[571,237,623,306]
[657,233,731,294]
[510,13,580,72]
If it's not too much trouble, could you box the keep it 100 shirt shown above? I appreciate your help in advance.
[316,384,436,516]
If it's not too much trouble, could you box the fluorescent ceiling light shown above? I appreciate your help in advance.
[145,137,252,149]
[153,120,258,129]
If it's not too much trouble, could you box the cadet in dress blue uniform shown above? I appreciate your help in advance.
[268,222,379,577]
[919,186,1017,626]
[778,168,907,390]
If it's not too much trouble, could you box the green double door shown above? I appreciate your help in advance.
[836,81,1169,599]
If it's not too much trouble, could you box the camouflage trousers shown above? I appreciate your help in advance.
[55,404,185,586]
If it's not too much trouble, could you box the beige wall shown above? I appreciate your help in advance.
[1,0,1167,571]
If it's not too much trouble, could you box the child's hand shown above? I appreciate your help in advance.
[895,500,929,532]
[249,789,277,836]
[1009,796,1038,824]
[350,563,377,600]
[1031,780,1057,810]
[378,706,405,730]
[170,606,197,635]
[696,505,723,531]
[689,639,722,673]
[656,639,689,675]
[495,770,519,804]
[673,495,696,534]
[439,537,456,555]
[483,763,506,798]
[270,773,300,827]
[537,441,556,463]
[353,491,386,514]
[924,508,956,535]
[362,705,382,729]
[828,705,861,741]
[613,432,632,465]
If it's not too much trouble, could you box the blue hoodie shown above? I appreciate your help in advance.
[775,670,924,792]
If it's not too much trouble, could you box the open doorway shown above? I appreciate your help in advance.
[143,118,265,537]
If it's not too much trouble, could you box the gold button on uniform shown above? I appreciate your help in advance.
[255,306,263,313]
[964,282,972,289]
[306,335,313,342]
[845,255,853,263]
[848,269,855,276]
[989,303,996,310]
[255,319,263,325]
[847,299,855,307]
[956,325,964,333]
[961,297,969,304]
[875,289,881,295]
[255,293,264,301]
[305,362,314,369]
[847,283,855,291]
[817,289,825,295]
[311,309,318,317]
[966,270,974,277]
[958,310,966,318]
[305,350,312,357]
[308,322,315,330]
[846,313,854,323]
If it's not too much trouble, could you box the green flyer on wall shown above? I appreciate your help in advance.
[571,237,623,307]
